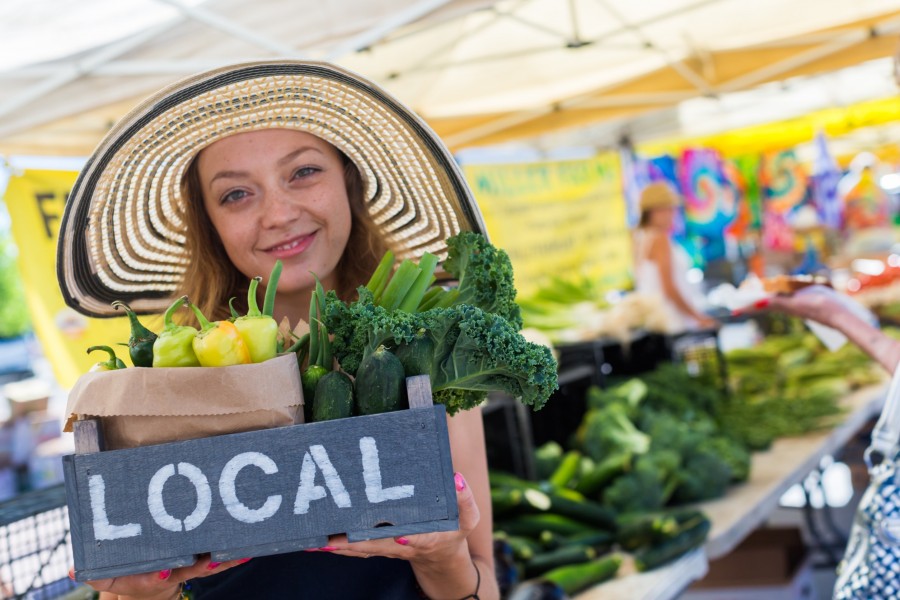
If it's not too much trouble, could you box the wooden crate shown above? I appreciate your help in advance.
[63,375,458,582]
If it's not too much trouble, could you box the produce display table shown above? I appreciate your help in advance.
[700,379,887,559]
[571,379,887,598]
[575,549,708,600]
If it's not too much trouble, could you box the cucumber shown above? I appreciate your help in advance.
[301,364,328,423]
[355,345,407,415]
[394,333,434,377]
[524,544,596,578]
[548,450,582,489]
[542,553,622,595]
[312,371,354,422]
[634,517,711,572]
[521,488,617,531]
[496,514,598,538]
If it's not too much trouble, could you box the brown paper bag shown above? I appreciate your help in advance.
[64,353,304,450]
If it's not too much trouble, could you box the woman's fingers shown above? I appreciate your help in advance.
[75,556,252,597]
[454,472,480,536]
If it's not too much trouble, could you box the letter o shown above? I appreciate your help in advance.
[147,462,211,532]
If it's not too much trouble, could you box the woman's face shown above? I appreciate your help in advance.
[649,206,677,230]
[196,129,352,304]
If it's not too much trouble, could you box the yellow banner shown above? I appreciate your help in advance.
[3,169,150,389]
[464,153,633,298]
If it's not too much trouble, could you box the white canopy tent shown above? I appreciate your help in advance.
[1,0,900,156]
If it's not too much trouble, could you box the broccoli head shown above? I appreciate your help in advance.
[602,454,672,514]
[670,445,734,504]
[577,404,650,462]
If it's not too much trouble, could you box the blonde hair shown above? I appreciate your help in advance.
[177,150,387,323]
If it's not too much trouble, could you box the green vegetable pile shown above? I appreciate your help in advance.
[298,232,558,419]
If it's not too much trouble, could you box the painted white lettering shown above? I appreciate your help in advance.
[147,463,212,532]
[294,446,351,514]
[89,474,141,540]
[219,452,282,524]
[360,437,414,503]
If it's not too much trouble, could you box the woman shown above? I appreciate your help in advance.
[58,62,497,600]
[633,181,717,332]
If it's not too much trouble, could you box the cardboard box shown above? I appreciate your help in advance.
[682,527,816,600]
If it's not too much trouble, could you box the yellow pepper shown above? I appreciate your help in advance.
[189,303,251,367]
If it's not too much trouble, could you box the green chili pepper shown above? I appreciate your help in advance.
[87,345,127,372]
[111,300,158,367]
[301,277,332,422]
[189,303,252,367]
[234,261,282,363]
[152,296,201,368]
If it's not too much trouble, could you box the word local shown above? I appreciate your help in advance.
[90,437,414,540]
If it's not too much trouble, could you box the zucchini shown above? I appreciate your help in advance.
[355,345,407,414]
[312,371,354,422]
[496,514,598,538]
[538,530,567,550]
[616,509,704,551]
[489,470,539,490]
[548,450,582,489]
[533,441,564,480]
[634,517,711,572]
[574,452,630,497]
[492,487,524,517]
[521,488,617,531]
[496,534,541,562]
[524,544,596,578]
[542,553,622,595]
[565,530,614,551]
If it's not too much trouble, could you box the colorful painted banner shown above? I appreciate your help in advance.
[759,150,809,251]
[463,154,633,297]
[2,169,160,389]
[677,148,736,262]
[810,131,843,230]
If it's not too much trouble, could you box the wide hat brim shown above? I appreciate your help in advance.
[57,61,487,318]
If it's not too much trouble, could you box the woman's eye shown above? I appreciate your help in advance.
[292,166,320,180]
[220,189,247,204]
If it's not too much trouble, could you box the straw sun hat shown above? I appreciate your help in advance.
[57,61,487,318]
[638,181,681,213]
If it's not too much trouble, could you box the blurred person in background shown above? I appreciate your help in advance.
[633,181,718,332]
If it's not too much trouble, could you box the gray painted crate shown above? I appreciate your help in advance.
[63,375,458,582]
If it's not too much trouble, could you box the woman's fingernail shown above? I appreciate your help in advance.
[754,298,770,309]
[395,537,410,546]
[207,561,222,570]
[238,557,252,564]
[68,569,75,580]
[320,546,338,552]
[158,569,172,580]
[454,472,466,491]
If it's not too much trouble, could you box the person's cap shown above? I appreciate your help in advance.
[639,181,681,213]
[57,60,488,318]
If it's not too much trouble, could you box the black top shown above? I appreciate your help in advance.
[185,551,422,599]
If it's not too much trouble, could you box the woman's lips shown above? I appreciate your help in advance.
[266,233,315,259]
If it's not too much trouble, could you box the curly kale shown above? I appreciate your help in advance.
[442,231,523,330]
[323,288,558,415]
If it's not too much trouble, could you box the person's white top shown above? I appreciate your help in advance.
[633,228,705,333]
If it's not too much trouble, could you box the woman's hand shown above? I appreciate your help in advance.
[73,555,251,599]
[321,471,478,564]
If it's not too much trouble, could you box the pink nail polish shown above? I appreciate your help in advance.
[454,472,466,491]
[68,570,75,581]
[320,546,338,552]
[158,569,172,580]
[207,561,222,570]
[238,557,252,564]
[754,298,770,309]
[395,537,409,546]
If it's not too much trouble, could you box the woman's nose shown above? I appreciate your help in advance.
[260,189,300,228]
